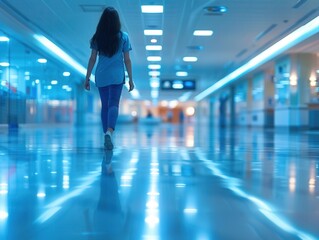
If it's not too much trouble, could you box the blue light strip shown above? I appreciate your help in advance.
[194,16,319,101]
[34,34,88,77]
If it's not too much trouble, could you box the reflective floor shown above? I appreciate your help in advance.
[0,123,318,240]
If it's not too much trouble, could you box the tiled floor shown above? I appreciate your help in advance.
[0,123,318,240]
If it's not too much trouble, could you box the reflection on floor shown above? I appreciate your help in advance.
[0,123,318,240]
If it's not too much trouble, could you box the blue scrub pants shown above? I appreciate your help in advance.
[98,83,123,133]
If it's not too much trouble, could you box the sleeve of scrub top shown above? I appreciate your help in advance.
[122,32,132,52]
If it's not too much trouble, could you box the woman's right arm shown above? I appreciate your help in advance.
[84,49,97,90]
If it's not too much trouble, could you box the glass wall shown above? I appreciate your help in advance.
[0,30,79,125]
[274,58,291,106]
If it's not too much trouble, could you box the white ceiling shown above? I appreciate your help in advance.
[0,0,319,101]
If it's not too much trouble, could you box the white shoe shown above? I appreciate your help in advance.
[104,132,113,150]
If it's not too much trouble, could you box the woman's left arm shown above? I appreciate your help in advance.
[84,49,97,90]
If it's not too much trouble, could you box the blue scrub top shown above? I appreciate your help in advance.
[91,31,132,87]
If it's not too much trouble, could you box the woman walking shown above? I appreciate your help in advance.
[84,7,134,150]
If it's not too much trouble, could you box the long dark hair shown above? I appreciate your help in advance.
[91,7,121,57]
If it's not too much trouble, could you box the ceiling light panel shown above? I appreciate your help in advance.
[147,56,162,61]
[193,30,213,36]
[37,58,47,63]
[63,71,71,77]
[150,78,160,88]
[176,71,188,77]
[141,5,163,13]
[183,57,198,62]
[149,71,160,77]
[0,36,9,42]
[0,62,10,67]
[144,30,163,36]
[146,45,162,51]
[148,64,161,70]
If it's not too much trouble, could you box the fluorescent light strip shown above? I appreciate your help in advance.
[148,64,161,70]
[37,58,47,63]
[63,71,71,77]
[150,79,160,88]
[193,30,213,36]
[146,45,162,51]
[149,71,160,77]
[34,34,88,78]
[0,36,9,42]
[141,5,163,13]
[194,16,319,101]
[147,56,161,61]
[176,71,188,77]
[183,57,198,62]
[0,62,9,67]
[144,30,163,36]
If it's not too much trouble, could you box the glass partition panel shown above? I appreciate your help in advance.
[0,29,78,125]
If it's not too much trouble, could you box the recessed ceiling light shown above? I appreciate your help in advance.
[183,57,198,62]
[144,30,163,36]
[146,45,162,51]
[148,64,161,70]
[149,71,160,77]
[51,80,58,85]
[35,79,40,84]
[193,30,213,36]
[141,5,163,13]
[147,56,162,61]
[151,38,158,43]
[37,58,47,63]
[150,78,160,88]
[0,62,10,67]
[176,71,188,77]
[0,36,9,42]
[63,71,71,77]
